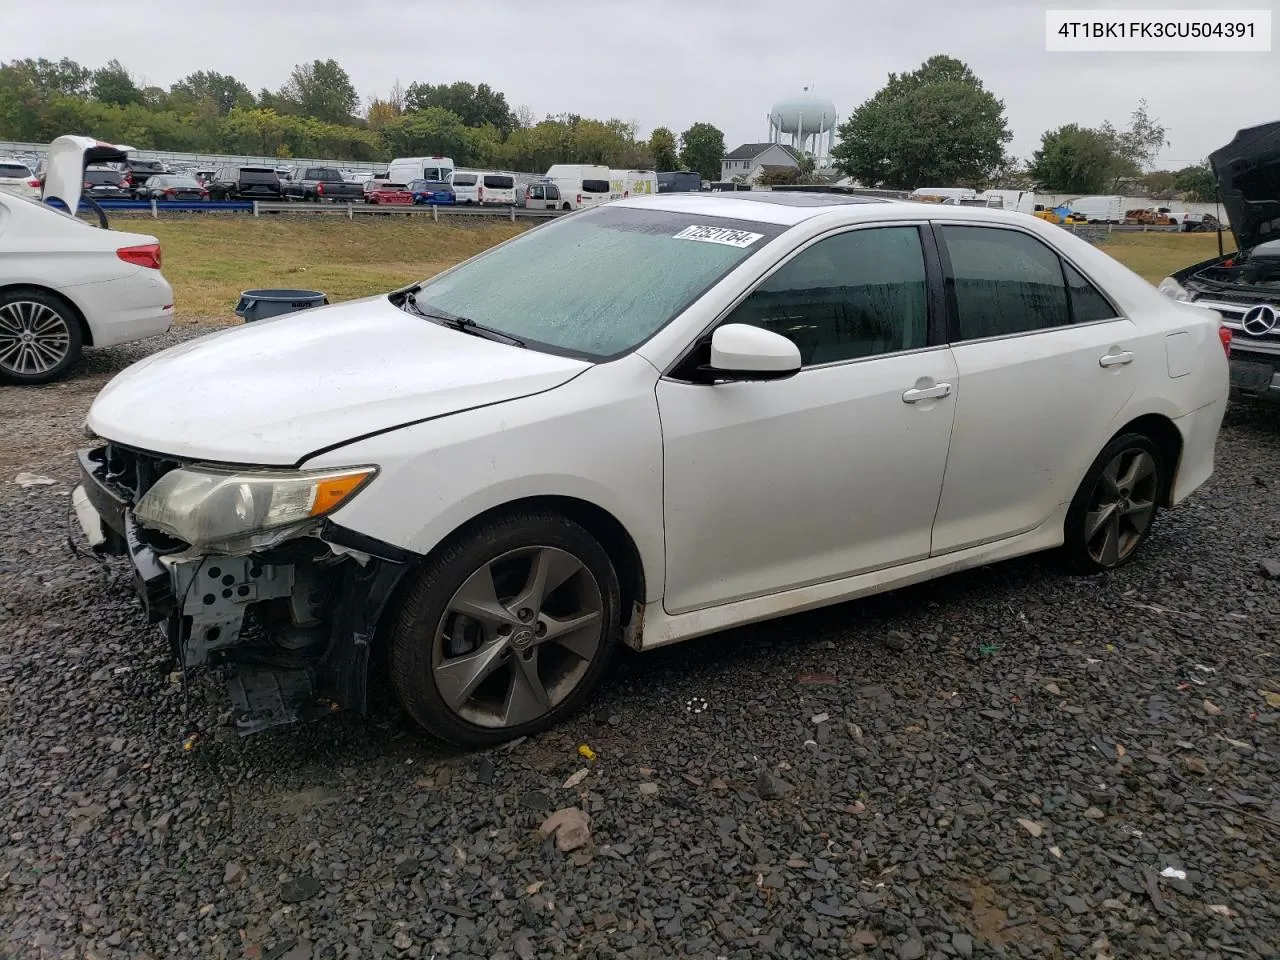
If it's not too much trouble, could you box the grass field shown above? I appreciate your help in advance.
[117,215,1232,323]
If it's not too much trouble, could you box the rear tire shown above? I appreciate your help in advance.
[0,289,84,385]
[388,511,622,748]
[1062,433,1164,574]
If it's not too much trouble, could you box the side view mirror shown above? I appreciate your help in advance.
[703,323,802,382]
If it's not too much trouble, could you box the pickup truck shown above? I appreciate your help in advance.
[281,166,366,202]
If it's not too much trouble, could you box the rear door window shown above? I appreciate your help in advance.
[483,174,514,189]
[453,174,478,186]
[0,163,32,178]
[582,179,610,193]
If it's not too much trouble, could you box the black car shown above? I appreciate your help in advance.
[205,165,283,201]
[141,174,209,201]
[116,158,168,197]
[1161,120,1280,404]
[82,167,132,200]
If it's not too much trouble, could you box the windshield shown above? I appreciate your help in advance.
[453,173,478,186]
[410,206,784,360]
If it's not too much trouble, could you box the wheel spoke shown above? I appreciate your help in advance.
[502,650,551,726]
[1116,451,1155,494]
[1123,498,1156,531]
[1084,502,1118,541]
[509,547,582,614]
[434,638,508,710]
[539,610,602,659]
[1100,514,1122,566]
[449,563,515,628]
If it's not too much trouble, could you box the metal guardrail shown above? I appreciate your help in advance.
[95,199,566,221]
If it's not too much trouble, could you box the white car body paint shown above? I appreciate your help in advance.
[86,194,1228,653]
[0,191,174,349]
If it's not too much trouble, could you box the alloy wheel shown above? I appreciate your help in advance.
[432,545,604,729]
[0,301,72,377]
[1084,448,1158,566]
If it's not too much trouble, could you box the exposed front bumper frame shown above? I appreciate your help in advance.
[75,447,415,735]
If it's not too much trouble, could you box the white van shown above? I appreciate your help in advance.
[1065,195,1125,224]
[980,189,1037,215]
[608,169,658,200]
[451,172,479,204]
[545,164,612,210]
[387,156,455,186]
[477,172,516,205]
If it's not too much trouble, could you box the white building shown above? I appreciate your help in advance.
[721,143,800,183]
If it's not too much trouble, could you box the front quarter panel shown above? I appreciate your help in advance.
[301,354,666,602]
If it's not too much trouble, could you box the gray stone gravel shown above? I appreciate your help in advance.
[2,338,1279,959]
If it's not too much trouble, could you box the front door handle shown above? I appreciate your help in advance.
[902,382,952,403]
[1099,350,1134,367]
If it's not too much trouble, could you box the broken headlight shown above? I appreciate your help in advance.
[134,465,376,553]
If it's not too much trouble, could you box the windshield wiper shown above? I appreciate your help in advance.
[400,291,525,348]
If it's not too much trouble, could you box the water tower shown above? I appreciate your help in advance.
[768,87,838,167]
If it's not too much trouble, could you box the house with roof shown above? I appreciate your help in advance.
[721,143,800,183]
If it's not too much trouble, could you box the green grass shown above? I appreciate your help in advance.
[118,215,530,321]
[112,215,1230,324]
[1095,230,1231,284]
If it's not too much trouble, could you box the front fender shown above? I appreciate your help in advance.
[301,357,667,603]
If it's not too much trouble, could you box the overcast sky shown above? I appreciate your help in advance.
[3,0,1277,167]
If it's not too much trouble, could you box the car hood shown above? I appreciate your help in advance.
[1209,120,1280,252]
[87,295,591,466]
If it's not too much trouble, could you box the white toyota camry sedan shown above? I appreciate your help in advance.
[0,190,174,384]
[75,193,1229,746]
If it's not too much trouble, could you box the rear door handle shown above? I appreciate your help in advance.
[1099,350,1134,367]
[902,382,952,403]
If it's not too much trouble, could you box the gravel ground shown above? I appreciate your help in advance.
[2,335,1278,960]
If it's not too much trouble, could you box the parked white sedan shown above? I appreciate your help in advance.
[76,194,1228,746]
[0,191,174,384]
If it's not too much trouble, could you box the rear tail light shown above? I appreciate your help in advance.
[577,194,582,204]
[117,243,162,269]
[201,189,209,197]
[83,180,92,189]
[1218,323,1232,358]
[26,178,39,188]
[164,188,175,196]
[316,182,324,195]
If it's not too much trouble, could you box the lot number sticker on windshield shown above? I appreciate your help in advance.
[673,225,764,248]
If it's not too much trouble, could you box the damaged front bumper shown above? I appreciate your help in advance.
[74,446,414,735]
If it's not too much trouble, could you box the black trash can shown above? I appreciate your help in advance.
[234,289,329,323]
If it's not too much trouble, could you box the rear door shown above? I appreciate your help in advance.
[928,222,1140,555]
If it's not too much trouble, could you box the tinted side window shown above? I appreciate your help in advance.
[725,226,929,366]
[1063,261,1116,323]
[940,226,1069,339]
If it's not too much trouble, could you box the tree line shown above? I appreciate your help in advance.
[0,54,1217,199]
[0,57,728,179]
[830,54,1215,200]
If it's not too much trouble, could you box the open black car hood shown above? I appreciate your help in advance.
[1209,120,1280,253]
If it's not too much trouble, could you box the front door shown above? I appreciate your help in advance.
[928,223,1140,554]
[657,223,958,615]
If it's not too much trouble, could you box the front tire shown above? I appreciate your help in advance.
[388,511,622,748]
[1063,433,1164,573]
[0,289,84,385]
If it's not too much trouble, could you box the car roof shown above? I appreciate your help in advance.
[611,192,1055,228]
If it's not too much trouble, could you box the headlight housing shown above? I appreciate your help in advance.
[135,465,376,553]
[1157,277,1191,302]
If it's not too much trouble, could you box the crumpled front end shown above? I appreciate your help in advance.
[74,441,413,735]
